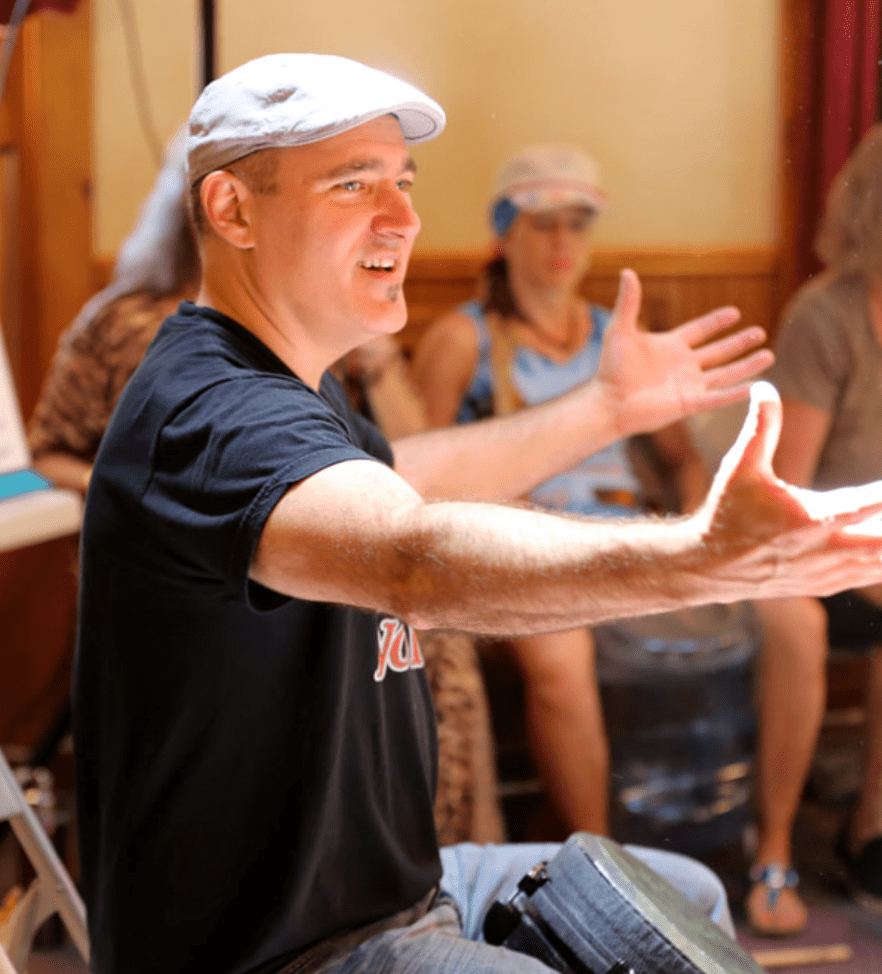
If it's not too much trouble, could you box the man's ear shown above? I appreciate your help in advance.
[200,171,255,249]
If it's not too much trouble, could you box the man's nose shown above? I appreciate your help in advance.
[373,184,421,239]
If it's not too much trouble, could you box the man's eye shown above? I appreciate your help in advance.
[341,181,362,191]
[397,180,413,191]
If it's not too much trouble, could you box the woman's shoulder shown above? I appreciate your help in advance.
[418,304,484,359]
[782,271,865,334]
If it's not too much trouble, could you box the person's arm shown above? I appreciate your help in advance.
[395,270,772,501]
[32,452,92,495]
[251,382,882,635]
[344,336,428,439]
[410,308,481,428]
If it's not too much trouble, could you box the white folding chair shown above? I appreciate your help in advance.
[0,748,89,971]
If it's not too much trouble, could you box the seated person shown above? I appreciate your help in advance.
[31,131,505,849]
[412,144,711,836]
[28,130,199,492]
[74,53,882,974]
[747,122,882,936]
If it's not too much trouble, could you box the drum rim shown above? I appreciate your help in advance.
[572,833,764,974]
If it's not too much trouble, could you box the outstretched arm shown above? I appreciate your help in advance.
[395,270,772,501]
[252,383,882,635]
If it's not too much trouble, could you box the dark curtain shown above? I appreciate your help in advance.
[783,0,881,294]
[0,0,81,21]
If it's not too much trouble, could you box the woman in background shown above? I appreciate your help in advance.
[28,132,199,490]
[412,144,711,837]
[748,123,882,936]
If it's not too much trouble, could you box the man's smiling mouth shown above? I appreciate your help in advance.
[359,258,397,272]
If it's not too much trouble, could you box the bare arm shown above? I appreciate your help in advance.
[32,452,92,495]
[410,309,480,428]
[343,336,428,439]
[252,383,882,635]
[396,271,772,501]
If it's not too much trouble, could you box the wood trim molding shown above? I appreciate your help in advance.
[94,243,782,353]
[409,246,779,278]
[11,1,93,417]
[399,245,781,351]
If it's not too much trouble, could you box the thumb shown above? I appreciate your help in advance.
[714,381,782,488]
[609,268,642,332]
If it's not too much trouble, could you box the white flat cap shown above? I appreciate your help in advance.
[187,53,446,184]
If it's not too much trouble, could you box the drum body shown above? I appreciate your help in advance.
[594,603,760,856]
[483,832,763,974]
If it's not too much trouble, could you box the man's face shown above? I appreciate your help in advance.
[247,115,421,349]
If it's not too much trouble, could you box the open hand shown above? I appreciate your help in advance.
[698,382,882,600]
[594,269,773,438]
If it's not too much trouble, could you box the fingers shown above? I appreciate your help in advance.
[742,381,783,471]
[677,348,776,416]
[695,326,770,371]
[675,305,743,347]
[711,381,781,488]
[701,347,775,392]
[792,478,882,524]
[609,268,642,332]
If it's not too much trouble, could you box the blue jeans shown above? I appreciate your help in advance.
[291,842,735,974]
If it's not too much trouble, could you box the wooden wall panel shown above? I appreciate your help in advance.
[94,245,782,357]
[0,3,92,751]
[398,247,782,354]
[15,2,93,419]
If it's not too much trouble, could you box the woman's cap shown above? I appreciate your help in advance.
[489,144,607,235]
[187,53,446,185]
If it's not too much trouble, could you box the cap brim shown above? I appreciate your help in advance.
[510,185,607,213]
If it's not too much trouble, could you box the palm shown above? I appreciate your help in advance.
[594,269,773,437]
[701,382,882,599]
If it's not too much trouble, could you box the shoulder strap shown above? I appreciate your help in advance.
[485,313,525,416]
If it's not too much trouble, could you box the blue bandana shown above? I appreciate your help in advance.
[491,198,519,237]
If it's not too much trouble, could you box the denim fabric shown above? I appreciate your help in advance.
[288,841,735,974]
[439,842,735,939]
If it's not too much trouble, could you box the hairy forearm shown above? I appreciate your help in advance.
[378,501,710,633]
[254,466,715,636]
[392,382,621,501]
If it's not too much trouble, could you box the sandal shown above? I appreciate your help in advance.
[745,863,808,937]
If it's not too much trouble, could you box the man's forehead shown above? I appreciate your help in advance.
[280,115,415,179]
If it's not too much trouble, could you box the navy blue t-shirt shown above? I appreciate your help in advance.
[74,303,440,974]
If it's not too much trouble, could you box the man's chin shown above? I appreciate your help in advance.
[365,293,408,334]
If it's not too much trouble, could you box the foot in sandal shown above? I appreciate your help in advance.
[745,863,808,937]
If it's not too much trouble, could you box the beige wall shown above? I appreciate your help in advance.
[93,0,780,256]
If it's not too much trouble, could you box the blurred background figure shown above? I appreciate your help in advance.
[0,130,197,766]
[748,123,882,937]
[28,130,199,494]
[412,144,711,837]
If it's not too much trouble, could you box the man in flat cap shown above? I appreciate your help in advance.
[74,53,882,974]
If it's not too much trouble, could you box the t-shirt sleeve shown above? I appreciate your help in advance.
[768,287,851,415]
[139,373,391,604]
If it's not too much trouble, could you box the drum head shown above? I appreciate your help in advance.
[575,834,763,974]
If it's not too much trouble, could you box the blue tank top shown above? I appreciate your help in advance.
[457,300,641,516]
